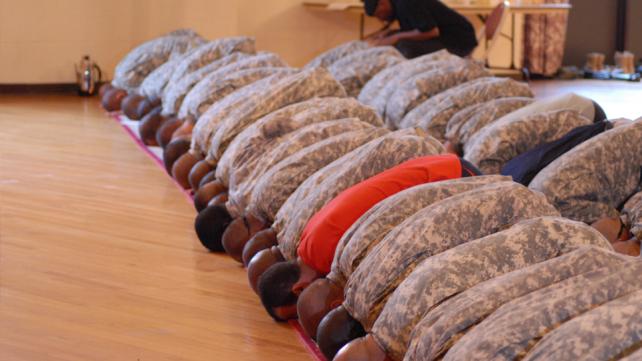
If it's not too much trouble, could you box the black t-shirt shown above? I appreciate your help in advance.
[391,0,477,51]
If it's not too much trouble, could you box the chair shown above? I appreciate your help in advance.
[476,1,510,67]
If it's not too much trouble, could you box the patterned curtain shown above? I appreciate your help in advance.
[523,0,570,76]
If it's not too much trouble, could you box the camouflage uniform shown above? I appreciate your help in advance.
[303,40,370,69]
[190,71,297,157]
[357,50,455,115]
[623,192,642,240]
[328,46,404,97]
[444,97,534,149]
[216,97,383,188]
[494,93,599,125]
[372,217,612,361]
[343,182,560,331]
[161,52,250,116]
[400,78,534,140]
[329,176,511,286]
[177,53,289,121]
[112,33,204,92]
[530,120,642,223]
[523,288,642,361]
[464,109,593,174]
[246,127,390,224]
[405,246,629,361]
[138,51,192,102]
[274,129,445,260]
[224,119,380,217]
[444,260,642,361]
[385,60,491,129]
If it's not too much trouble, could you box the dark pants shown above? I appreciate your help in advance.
[395,39,473,59]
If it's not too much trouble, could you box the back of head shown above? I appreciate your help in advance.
[316,305,366,360]
[194,204,232,252]
[258,261,301,321]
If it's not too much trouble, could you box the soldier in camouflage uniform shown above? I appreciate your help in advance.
[530,119,642,224]
[399,78,533,140]
[464,109,593,174]
[384,59,491,129]
[303,40,370,69]
[328,46,404,97]
[404,246,630,361]
[444,97,534,154]
[137,48,196,104]
[297,175,509,339]
[623,191,642,241]
[338,217,613,361]
[315,182,560,359]
[444,259,642,361]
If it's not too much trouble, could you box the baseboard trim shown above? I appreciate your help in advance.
[0,82,107,95]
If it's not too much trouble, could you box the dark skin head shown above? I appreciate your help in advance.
[242,228,277,267]
[162,137,191,174]
[156,117,183,149]
[135,98,156,120]
[188,160,214,191]
[139,106,164,146]
[102,88,127,112]
[316,305,366,360]
[207,192,228,207]
[194,204,233,252]
[223,213,270,263]
[98,83,114,99]
[193,179,227,212]
[612,238,640,256]
[121,94,145,120]
[297,278,345,340]
[247,246,284,294]
[172,152,201,189]
[373,0,394,21]
[172,118,195,141]
[334,334,391,361]
[198,170,217,189]
[591,216,630,244]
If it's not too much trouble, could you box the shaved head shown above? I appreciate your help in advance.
[99,83,114,99]
[171,118,195,141]
[162,137,191,174]
[334,334,391,361]
[139,106,164,146]
[102,88,127,112]
[247,246,285,293]
[136,98,156,120]
[317,306,365,360]
[242,228,277,266]
[222,217,251,262]
[172,152,201,189]
[156,118,182,149]
[193,180,227,212]
[194,204,233,252]
[297,278,345,340]
[121,94,145,120]
[198,170,217,189]
[189,160,214,191]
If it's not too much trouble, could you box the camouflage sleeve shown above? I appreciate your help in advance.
[190,71,297,157]
[224,118,378,217]
[138,53,189,101]
[275,130,445,260]
[405,246,628,361]
[359,51,457,116]
[444,97,534,148]
[522,289,642,361]
[218,98,382,188]
[529,120,642,223]
[246,127,389,224]
[400,78,533,140]
[443,260,642,361]
[328,46,404,97]
[373,217,613,361]
[464,109,593,174]
[161,52,250,116]
[303,40,370,69]
[329,175,512,286]
[112,34,204,92]
[385,60,490,129]
[622,192,642,240]
[343,182,560,331]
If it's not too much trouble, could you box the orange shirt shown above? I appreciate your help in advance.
[298,154,463,274]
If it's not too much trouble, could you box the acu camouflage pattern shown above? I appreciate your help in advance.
[357,50,456,114]
[444,259,642,361]
[329,176,511,286]
[464,109,593,174]
[303,40,370,69]
[374,217,613,361]
[623,191,642,240]
[177,53,289,120]
[328,46,404,97]
[444,97,534,149]
[274,129,445,260]
[161,52,250,116]
[138,51,192,101]
[205,67,347,164]
[524,288,642,361]
[224,118,379,217]
[530,120,642,223]
[112,33,205,92]
[246,127,389,224]
[190,71,297,157]
[385,60,490,129]
[216,97,382,187]
[405,246,629,361]
[400,77,534,140]
[343,182,560,331]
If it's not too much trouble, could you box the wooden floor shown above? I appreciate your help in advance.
[0,95,311,361]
